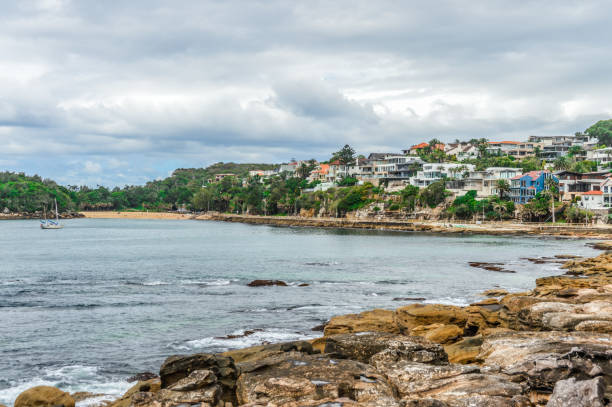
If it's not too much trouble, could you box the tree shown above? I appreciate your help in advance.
[554,156,572,171]
[496,179,510,200]
[585,119,612,146]
[331,145,356,165]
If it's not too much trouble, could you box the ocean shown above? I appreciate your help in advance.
[0,218,599,405]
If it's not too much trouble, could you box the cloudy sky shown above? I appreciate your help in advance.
[1,0,611,186]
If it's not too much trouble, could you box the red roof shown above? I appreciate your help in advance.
[583,190,603,195]
[410,142,429,150]
[511,170,549,180]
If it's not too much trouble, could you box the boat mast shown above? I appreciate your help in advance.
[55,198,59,222]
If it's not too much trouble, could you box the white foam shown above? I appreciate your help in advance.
[0,365,131,407]
[142,280,169,286]
[177,329,316,352]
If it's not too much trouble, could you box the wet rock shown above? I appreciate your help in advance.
[546,376,605,407]
[159,353,237,404]
[482,288,509,297]
[247,279,288,287]
[410,324,463,344]
[236,351,398,406]
[127,371,158,382]
[311,322,327,331]
[14,386,75,407]
[70,392,104,402]
[395,304,469,334]
[324,309,399,336]
[298,283,310,287]
[469,262,516,273]
[324,332,447,365]
[215,328,263,340]
[392,297,426,301]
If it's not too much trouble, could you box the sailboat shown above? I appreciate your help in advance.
[41,198,64,229]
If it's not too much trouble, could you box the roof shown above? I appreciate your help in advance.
[511,170,549,180]
[488,141,521,145]
[583,190,603,195]
[410,142,429,150]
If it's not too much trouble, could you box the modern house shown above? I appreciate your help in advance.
[487,141,540,158]
[555,170,611,201]
[587,147,612,167]
[509,170,558,204]
[410,163,475,188]
[445,167,521,198]
[444,143,479,161]
[577,190,605,210]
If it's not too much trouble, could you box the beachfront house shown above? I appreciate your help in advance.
[446,167,522,198]
[577,190,605,210]
[410,163,475,188]
[555,170,611,202]
[509,170,558,204]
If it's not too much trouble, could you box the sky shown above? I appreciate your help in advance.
[1,0,611,186]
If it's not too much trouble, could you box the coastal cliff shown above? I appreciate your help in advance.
[15,242,610,406]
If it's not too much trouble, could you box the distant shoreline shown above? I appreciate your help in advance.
[79,211,194,220]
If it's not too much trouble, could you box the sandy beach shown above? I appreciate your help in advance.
[80,211,195,220]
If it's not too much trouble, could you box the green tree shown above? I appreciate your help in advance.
[496,179,510,200]
[585,119,612,146]
[331,145,356,165]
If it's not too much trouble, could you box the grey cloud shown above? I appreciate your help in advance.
[1,0,611,185]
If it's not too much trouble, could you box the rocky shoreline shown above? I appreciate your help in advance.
[7,242,612,407]
[0,211,84,220]
[196,213,612,239]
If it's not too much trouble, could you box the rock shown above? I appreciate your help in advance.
[235,351,398,406]
[546,377,605,407]
[222,340,317,364]
[468,262,515,273]
[14,386,75,407]
[298,283,310,287]
[70,392,104,402]
[108,379,161,407]
[395,304,469,334]
[377,361,528,406]
[323,332,447,365]
[127,371,158,382]
[482,288,509,297]
[324,309,399,336]
[247,279,288,287]
[478,331,612,396]
[392,297,426,301]
[167,369,217,391]
[410,324,463,344]
[159,353,237,404]
[443,335,483,364]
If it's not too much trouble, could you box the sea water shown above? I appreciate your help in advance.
[0,219,599,405]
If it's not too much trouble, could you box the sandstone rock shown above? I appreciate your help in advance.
[222,340,317,364]
[410,324,462,344]
[159,353,237,404]
[443,335,483,364]
[546,377,605,407]
[478,331,612,395]
[108,378,161,407]
[247,279,288,287]
[378,361,528,407]
[482,288,509,297]
[14,386,75,407]
[127,371,158,382]
[324,332,447,365]
[324,309,399,336]
[167,369,217,391]
[236,351,398,406]
[395,304,469,334]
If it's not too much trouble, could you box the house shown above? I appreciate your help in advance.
[602,177,612,208]
[587,147,612,167]
[405,143,445,156]
[445,143,479,161]
[555,170,611,201]
[446,167,521,198]
[509,171,558,204]
[327,160,359,182]
[214,173,235,182]
[308,164,330,182]
[279,162,299,173]
[577,190,605,210]
[487,141,540,158]
[410,163,475,188]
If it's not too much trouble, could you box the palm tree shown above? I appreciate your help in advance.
[492,201,506,221]
[496,179,510,199]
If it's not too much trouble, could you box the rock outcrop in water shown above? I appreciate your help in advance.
[13,247,612,406]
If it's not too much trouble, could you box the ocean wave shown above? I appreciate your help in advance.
[172,329,316,352]
[0,365,131,407]
[424,297,471,307]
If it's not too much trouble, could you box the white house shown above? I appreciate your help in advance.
[444,143,478,161]
[587,147,612,167]
[446,167,521,198]
[578,190,605,210]
[410,163,475,188]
